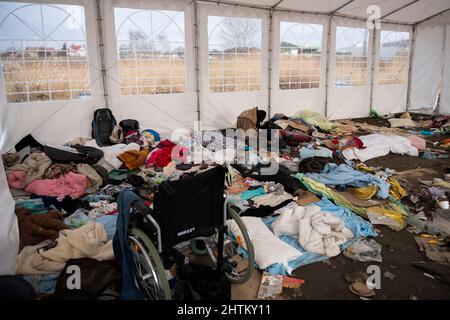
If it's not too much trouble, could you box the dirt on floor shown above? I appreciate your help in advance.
[287,151,450,300]
[232,114,450,300]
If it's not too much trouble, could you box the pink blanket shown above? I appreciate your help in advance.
[7,170,26,189]
[25,172,88,201]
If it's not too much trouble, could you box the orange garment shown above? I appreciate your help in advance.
[228,176,250,194]
[117,149,149,170]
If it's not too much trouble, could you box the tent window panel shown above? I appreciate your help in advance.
[0,2,92,103]
[208,16,262,93]
[334,26,369,87]
[378,31,410,85]
[279,22,323,90]
[114,8,186,96]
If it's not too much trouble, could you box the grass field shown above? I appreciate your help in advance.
[1,52,408,102]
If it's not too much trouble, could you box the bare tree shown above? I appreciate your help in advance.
[128,30,153,51]
[155,33,171,54]
[218,17,259,51]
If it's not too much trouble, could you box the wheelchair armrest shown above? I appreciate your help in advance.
[131,199,152,215]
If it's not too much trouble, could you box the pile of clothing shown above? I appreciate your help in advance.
[3,106,448,298]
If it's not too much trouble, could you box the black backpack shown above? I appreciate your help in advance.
[92,108,116,146]
[119,119,140,133]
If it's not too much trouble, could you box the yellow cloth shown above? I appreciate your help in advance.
[350,185,378,200]
[355,163,376,174]
[388,177,408,200]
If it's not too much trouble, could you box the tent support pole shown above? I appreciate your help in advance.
[406,26,416,111]
[267,8,274,118]
[324,16,332,117]
[95,0,109,109]
[368,25,377,114]
[437,24,448,114]
[193,0,201,121]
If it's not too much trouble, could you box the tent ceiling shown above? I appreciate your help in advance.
[209,0,450,24]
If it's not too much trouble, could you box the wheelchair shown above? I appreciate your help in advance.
[125,165,255,300]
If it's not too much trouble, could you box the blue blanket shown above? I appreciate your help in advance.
[305,163,390,199]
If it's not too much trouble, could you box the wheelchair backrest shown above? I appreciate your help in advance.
[153,165,225,250]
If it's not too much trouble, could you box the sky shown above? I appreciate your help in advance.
[0,2,86,50]
[0,1,407,54]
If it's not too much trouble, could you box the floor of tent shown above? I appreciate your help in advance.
[232,139,450,300]
[4,113,449,300]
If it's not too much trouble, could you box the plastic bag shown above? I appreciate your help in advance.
[343,239,382,262]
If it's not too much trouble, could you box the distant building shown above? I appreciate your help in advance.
[25,46,56,58]
[68,44,87,57]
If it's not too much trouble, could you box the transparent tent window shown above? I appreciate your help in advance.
[208,15,262,93]
[114,7,186,96]
[0,2,91,103]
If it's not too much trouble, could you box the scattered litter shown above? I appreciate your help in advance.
[423,273,436,280]
[383,271,396,280]
[343,239,382,263]
[415,234,450,265]
[282,276,305,289]
[257,272,283,299]
[344,271,367,284]
[348,281,375,297]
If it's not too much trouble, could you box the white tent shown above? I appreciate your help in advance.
[0,0,449,274]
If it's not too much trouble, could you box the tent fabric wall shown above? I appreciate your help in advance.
[198,3,270,129]
[0,0,104,152]
[440,19,450,114]
[0,0,103,275]
[372,23,412,115]
[103,0,198,137]
[270,12,329,117]
[0,161,18,275]
[326,17,373,120]
[409,15,446,112]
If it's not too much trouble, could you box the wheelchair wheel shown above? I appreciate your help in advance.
[128,228,172,300]
[202,206,255,284]
[223,207,255,284]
